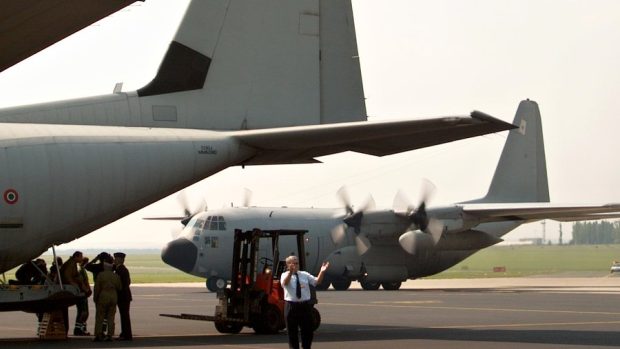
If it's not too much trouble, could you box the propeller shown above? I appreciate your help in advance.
[170,226,183,240]
[331,186,375,255]
[395,180,444,254]
[177,191,207,226]
[143,191,207,240]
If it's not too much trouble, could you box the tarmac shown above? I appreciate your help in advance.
[1,276,620,348]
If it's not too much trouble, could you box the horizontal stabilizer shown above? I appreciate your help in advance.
[231,111,515,165]
[461,203,620,222]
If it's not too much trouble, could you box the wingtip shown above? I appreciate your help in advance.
[471,110,517,130]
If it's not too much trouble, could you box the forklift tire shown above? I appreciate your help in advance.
[207,277,227,292]
[214,321,243,334]
[360,280,380,290]
[253,304,283,334]
[331,278,351,291]
[381,281,402,290]
[311,307,321,331]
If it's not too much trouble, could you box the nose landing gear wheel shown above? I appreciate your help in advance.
[207,277,227,292]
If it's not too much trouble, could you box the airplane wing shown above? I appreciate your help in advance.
[231,111,515,165]
[0,0,140,73]
[460,203,620,222]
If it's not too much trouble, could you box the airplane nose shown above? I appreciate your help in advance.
[161,238,198,273]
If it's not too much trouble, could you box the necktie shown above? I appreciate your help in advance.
[295,272,302,299]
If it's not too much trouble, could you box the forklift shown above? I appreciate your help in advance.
[162,228,321,334]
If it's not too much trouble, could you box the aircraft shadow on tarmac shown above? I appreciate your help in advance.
[1,324,619,348]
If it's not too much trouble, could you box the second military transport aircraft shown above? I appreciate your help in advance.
[161,100,620,291]
[0,0,516,279]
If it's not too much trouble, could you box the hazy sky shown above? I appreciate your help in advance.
[1,0,619,250]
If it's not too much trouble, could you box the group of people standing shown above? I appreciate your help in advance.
[84,251,133,342]
[13,250,133,341]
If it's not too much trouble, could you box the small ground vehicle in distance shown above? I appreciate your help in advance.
[610,261,620,273]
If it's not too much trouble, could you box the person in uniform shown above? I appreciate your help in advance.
[85,252,113,334]
[114,252,133,340]
[281,255,329,349]
[61,252,91,335]
[74,256,92,336]
[84,252,113,280]
[93,262,121,342]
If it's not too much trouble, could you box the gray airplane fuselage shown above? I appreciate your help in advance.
[162,207,521,283]
[0,123,254,272]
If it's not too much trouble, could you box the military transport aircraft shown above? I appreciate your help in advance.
[160,100,620,292]
[0,0,514,311]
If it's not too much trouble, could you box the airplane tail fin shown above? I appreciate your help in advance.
[469,100,550,203]
[136,0,366,130]
[0,0,366,130]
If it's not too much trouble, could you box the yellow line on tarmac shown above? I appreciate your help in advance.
[321,302,620,316]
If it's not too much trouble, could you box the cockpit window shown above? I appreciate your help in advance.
[205,215,226,230]
[193,218,206,235]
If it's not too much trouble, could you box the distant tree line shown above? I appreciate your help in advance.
[572,221,620,244]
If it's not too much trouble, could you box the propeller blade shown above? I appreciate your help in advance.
[197,199,208,213]
[337,186,354,215]
[360,195,376,212]
[393,190,414,215]
[419,178,436,206]
[330,224,347,245]
[355,234,371,255]
[398,230,418,255]
[177,191,191,217]
[171,226,183,240]
[428,218,444,244]
[243,188,252,207]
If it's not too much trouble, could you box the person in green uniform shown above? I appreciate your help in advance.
[93,262,121,342]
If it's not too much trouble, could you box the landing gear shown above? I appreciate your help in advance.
[206,277,227,292]
[381,281,402,290]
[331,278,351,291]
[315,276,331,290]
[360,280,380,290]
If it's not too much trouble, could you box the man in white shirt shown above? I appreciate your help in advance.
[281,255,329,349]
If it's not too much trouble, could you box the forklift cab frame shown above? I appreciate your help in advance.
[214,228,319,334]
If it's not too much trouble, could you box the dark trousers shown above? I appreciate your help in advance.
[76,298,89,324]
[285,301,314,349]
[117,301,132,339]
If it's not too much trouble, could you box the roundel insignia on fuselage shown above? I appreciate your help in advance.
[3,189,18,205]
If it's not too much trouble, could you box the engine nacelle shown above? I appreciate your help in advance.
[436,230,503,250]
[399,228,503,255]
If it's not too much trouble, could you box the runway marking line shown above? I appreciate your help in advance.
[372,300,442,304]
[433,320,620,329]
[323,302,620,316]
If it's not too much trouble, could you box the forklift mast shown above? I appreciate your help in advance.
[230,228,307,293]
